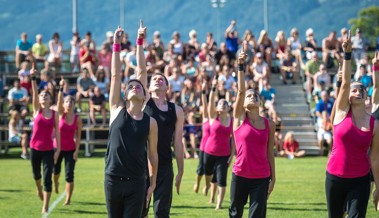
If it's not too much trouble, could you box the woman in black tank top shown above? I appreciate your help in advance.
[105,26,158,218]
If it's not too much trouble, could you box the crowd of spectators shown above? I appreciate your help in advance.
[2,21,379,159]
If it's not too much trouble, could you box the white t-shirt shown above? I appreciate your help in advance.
[168,75,185,92]
[7,87,28,101]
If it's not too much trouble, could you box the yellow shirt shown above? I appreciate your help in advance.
[32,43,48,57]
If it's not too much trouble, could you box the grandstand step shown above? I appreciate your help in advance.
[281,131,317,139]
[277,112,310,118]
[299,145,322,156]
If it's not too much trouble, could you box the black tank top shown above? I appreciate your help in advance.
[144,98,177,166]
[105,108,150,178]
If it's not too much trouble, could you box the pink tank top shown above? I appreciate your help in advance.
[327,110,374,178]
[30,110,55,151]
[200,121,210,151]
[233,117,271,179]
[54,114,78,151]
[204,116,233,156]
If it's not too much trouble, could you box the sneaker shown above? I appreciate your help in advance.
[20,153,29,160]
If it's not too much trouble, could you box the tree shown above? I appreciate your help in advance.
[349,6,379,46]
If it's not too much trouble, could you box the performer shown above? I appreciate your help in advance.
[105,26,158,218]
[229,42,276,218]
[53,76,82,205]
[136,20,184,218]
[30,65,61,215]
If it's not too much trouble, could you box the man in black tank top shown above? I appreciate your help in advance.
[136,21,184,218]
[105,27,158,218]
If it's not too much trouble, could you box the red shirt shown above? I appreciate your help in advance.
[79,49,95,64]
[283,140,299,153]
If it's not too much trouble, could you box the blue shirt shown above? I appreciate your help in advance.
[225,37,238,53]
[16,39,32,51]
[315,99,334,115]
[260,88,276,101]
[360,75,372,88]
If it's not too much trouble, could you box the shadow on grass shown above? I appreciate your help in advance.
[269,202,326,206]
[172,205,215,209]
[0,189,27,193]
[75,201,106,206]
[57,208,107,215]
[268,206,327,212]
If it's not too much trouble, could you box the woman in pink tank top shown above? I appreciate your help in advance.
[30,66,60,215]
[193,82,211,194]
[52,77,82,205]
[229,44,276,218]
[203,76,235,210]
[325,35,379,218]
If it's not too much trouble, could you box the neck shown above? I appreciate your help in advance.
[126,100,143,115]
[246,107,260,121]
[351,103,368,118]
[65,108,74,116]
[218,112,229,120]
[151,92,167,104]
[41,105,50,111]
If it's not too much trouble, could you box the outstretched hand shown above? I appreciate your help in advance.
[138,19,147,39]
[341,30,352,53]
[238,41,248,65]
[374,189,379,211]
[59,76,65,87]
[373,52,379,67]
[337,62,342,82]
[113,26,124,44]
[30,62,37,76]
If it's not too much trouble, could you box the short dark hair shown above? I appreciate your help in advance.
[126,79,146,96]
[150,72,169,86]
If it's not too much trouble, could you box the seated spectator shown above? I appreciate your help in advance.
[81,31,96,53]
[38,68,51,91]
[145,45,165,74]
[304,52,322,103]
[61,79,76,97]
[317,111,333,156]
[224,20,240,55]
[170,31,184,56]
[188,29,200,53]
[357,64,372,88]
[312,81,328,104]
[201,54,216,78]
[8,110,29,159]
[76,68,95,109]
[287,28,303,71]
[93,66,110,99]
[351,28,368,66]
[98,43,112,77]
[89,87,107,126]
[322,31,341,68]
[168,67,185,103]
[250,52,268,87]
[272,112,283,156]
[150,31,164,60]
[197,43,209,63]
[47,32,63,75]
[313,64,331,92]
[304,28,317,60]
[216,80,232,103]
[181,79,200,111]
[70,32,81,73]
[215,42,234,66]
[18,62,31,94]
[217,64,236,91]
[257,30,273,72]
[205,32,217,55]
[280,51,298,84]
[123,46,137,81]
[275,30,287,61]
[260,79,276,117]
[182,57,198,79]
[32,34,48,66]
[315,91,334,122]
[8,79,29,119]
[79,42,96,78]
[102,31,114,51]
[243,29,257,53]
[15,32,33,69]
[283,131,305,159]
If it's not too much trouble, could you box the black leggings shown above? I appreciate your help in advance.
[204,152,229,187]
[325,172,370,218]
[53,150,76,183]
[196,150,205,176]
[104,174,146,218]
[30,148,54,192]
[229,173,270,218]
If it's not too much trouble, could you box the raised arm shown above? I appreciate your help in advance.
[30,65,40,116]
[371,52,379,113]
[333,30,352,124]
[57,76,65,115]
[146,117,158,208]
[371,120,379,211]
[54,111,61,164]
[201,82,209,121]
[330,63,342,125]
[208,76,218,119]
[267,120,276,199]
[174,105,184,195]
[136,20,149,99]
[234,42,248,120]
[74,117,82,162]
[224,20,236,38]
[109,27,124,111]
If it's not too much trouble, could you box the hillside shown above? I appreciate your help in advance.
[0,0,377,50]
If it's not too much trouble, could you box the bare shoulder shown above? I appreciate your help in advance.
[150,117,157,127]
[268,119,276,129]
[174,104,184,116]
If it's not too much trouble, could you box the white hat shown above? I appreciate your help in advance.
[306,28,314,36]
[154,31,160,36]
[106,31,113,38]
[189,29,197,38]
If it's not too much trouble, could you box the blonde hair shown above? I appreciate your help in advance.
[284,131,295,143]
[257,30,268,46]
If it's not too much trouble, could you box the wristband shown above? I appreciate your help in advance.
[59,87,63,92]
[211,86,216,92]
[31,76,36,81]
[344,52,351,61]
[113,44,121,52]
[373,65,379,72]
[136,38,144,46]
[238,64,245,71]
[202,90,206,94]
[336,81,342,88]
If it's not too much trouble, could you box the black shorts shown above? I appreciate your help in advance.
[9,104,29,113]
[204,152,229,187]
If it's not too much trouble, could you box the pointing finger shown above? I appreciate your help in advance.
[140,19,143,28]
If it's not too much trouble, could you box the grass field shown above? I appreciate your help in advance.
[0,148,378,218]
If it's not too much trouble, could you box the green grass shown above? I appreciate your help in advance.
[0,149,378,218]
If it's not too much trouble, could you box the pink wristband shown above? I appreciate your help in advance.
[136,38,144,46]
[373,65,379,72]
[113,44,121,52]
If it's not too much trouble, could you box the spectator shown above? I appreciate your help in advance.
[257,30,273,71]
[357,64,372,89]
[8,110,29,159]
[76,68,95,109]
[272,112,283,156]
[243,29,257,53]
[188,29,200,52]
[250,52,268,88]
[287,28,302,70]
[215,42,234,66]
[170,31,184,55]
[15,32,33,69]
[47,32,63,75]
[89,87,107,126]
[283,131,305,159]
[168,67,185,103]
[201,54,216,78]
[79,42,96,78]
[8,79,29,119]
[280,50,298,84]
[314,64,331,92]
[80,31,96,53]
[275,30,287,61]
[70,33,81,73]
[32,34,48,66]
[120,32,132,59]
[102,31,114,51]
[337,28,348,57]
[181,79,199,111]
[317,111,333,156]
[218,64,236,91]
[38,68,51,91]
[260,79,277,117]
[351,28,368,65]
[322,31,341,68]
[123,46,137,81]
[224,20,239,55]
[315,91,334,121]
[197,43,209,63]
[304,52,322,102]
[182,57,198,79]
[151,31,164,60]
[304,28,317,60]
[18,62,32,95]
[206,32,217,55]
[93,66,110,98]
[145,45,165,73]
[98,43,112,78]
